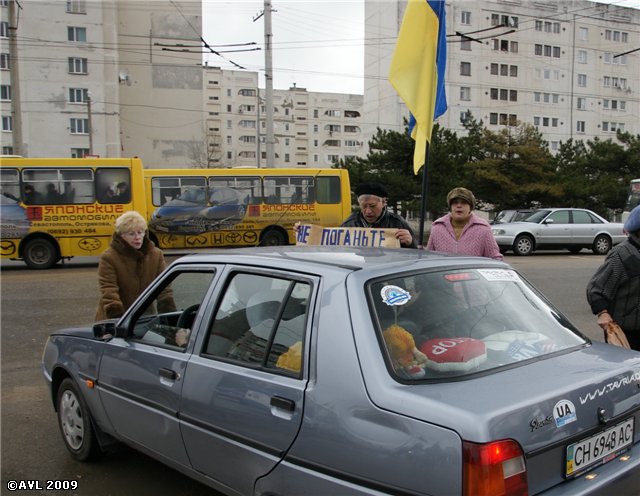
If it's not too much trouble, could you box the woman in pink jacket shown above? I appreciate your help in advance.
[426,187,503,260]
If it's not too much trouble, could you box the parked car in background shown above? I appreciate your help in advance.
[43,247,640,495]
[491,208,535,224]
[492,207,627,256]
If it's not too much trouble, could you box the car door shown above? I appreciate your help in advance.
[97,267,216,467]
[570,209,599,244]
[538,209,571,245]
[179,268,315,495]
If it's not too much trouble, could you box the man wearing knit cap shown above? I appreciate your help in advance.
[587,204,640,350]
[426,187,503,259]
[341,182,417,248]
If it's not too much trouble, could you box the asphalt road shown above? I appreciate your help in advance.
[0,251,608,495]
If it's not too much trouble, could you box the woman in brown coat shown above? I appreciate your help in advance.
[95,211,173,320]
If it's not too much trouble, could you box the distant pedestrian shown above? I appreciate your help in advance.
[341,182,417,248]
[426,187,503,260]
[586,205,640,350]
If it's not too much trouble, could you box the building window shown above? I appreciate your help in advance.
[68,88,88,103]
[226,136,232,144]
[239,136,256,144]
[66,0,86,14]
[226,120,232,129]
[510,90,517,102]
[2,146,14,155]
[576,121,585,133]
[490,63,498,75]
[461,11,471,24]
[460,39,471,51]
[500,89,508,101]
[577,74,587,87]
[460,86,470,101]
[71,148,89,158]
[533,116,540,126]
[2,115,13,131]
[577,97,586,110]
[1,22,8,38]
[579,27,588,41]
[238,88,256,97]
[0,84,10,101]
[489,113,498,125]
[535,20,542,31]
[68,57,88,74]
[68,26,87,42]
[490,88,498,100]
[69,118,89,134]
[0,53,9,69]
[460,62,471,76]
[550,141,559,151]
[577,50,587,64]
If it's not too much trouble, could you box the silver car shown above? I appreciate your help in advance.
[43,247,640,495]
[491,208,627,256]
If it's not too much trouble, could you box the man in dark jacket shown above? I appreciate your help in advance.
[341,182,417,248]
[586,205,640,350]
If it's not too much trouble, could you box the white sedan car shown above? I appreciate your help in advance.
[491,208,626,256]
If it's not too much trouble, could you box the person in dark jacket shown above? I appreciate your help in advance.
[586,205,640,350]
[341,182,417,248]
[95,211,175,321]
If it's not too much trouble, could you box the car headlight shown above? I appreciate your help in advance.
[492,228,506,235]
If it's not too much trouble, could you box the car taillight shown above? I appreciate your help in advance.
[463,439,528,496]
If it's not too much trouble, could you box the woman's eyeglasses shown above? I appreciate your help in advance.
[122,230,146,238]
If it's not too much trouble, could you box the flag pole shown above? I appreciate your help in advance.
[418,141,430,247]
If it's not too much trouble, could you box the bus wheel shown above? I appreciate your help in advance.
[23,238,59,269]
[261,229,287,246]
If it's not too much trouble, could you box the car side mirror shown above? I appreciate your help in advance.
[93,321,115,340]
[544,219,554,225]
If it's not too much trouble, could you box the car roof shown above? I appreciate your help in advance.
[169,246,507,273]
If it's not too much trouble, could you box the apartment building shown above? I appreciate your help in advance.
[364,0,639,152]
[0,0,203,166]
[203,65,365,168]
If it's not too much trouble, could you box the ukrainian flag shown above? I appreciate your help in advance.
[389,0,447,174]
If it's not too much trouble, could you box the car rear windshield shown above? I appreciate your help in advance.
[369,268,585,381]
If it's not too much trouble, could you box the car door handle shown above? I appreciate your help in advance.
[158,368,178,381]
[270,395,295,412]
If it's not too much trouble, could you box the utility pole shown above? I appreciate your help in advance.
[264,0,275,168]
[8,0,23,155]
[87,95,94,155]
[256,88,261,167]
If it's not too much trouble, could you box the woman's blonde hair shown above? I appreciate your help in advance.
[114,211,147,234]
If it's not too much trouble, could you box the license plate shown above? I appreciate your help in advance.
[566,417,635,477]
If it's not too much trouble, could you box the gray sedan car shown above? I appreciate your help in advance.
[491,208,627,256]
[43,247,640,495]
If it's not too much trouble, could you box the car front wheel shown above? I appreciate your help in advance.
[513,234,534,256]
[56,378,102,461]
[592,235,612,255]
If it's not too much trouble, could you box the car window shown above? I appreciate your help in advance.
[130,271,215,349]
[524,210,550,223]
[204,273,310,376]
[573,210,597,224]
[370,268,585,381]
[547,210,569,223]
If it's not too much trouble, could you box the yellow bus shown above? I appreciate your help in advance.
[1,157,351,268]
[0,157,146,268]
[144,167,351,249]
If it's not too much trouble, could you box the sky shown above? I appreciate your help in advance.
[201,0,639,95]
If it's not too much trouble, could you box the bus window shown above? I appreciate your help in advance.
[151,176,206,206]
[316,176,341,204]
[209,176,260,205]
[0,168,20,202]
[22,168,94,204]
[96,168,131,204]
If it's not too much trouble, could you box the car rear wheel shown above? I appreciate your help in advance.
[23,238,59,269]
[57,378,102,461]
[592,235,612,255]
[513,234,534,256]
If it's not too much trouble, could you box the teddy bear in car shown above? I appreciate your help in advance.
[382,324,427,378]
